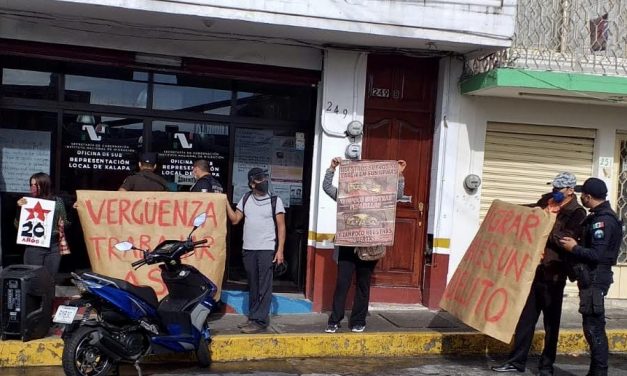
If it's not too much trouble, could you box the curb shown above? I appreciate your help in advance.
[2,329,627,367]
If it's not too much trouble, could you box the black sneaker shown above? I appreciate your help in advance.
[324,324,339,333]
[491,363,524,373]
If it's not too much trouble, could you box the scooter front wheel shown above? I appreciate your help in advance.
[62,326,115,376]
[196,335,211,367]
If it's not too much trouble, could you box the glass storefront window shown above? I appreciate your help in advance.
[60,114,144,192]
[65,75,148,108]
[235,82,314,121]
[151,120,229,191]
[2,68,58,100]
[153,74,232,114]
[1,55,314,292]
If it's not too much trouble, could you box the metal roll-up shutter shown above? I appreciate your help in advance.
[480,122,595,219]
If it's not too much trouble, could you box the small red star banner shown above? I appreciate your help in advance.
[17,198,56,248]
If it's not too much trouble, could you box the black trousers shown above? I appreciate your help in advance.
[328,246,378,327]
[242,249,275,327]
[581,285,609,376]
[24,243,60,279]
[507,270,566,373]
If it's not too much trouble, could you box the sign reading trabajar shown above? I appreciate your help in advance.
[75,191,227,299]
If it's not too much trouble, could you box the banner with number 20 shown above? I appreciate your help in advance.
[17,198,56,248]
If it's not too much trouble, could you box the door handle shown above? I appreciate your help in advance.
[418,202,424,227]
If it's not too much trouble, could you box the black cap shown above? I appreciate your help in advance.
[247,167,268,182]
[140,152,157,165]
[574,177,607,199]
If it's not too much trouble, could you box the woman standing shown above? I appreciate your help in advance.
[16,172,69,278]
[323,157,406,333]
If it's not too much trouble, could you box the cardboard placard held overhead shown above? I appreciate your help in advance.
[75,191,227,299]
[440,200,556,343]
[335,160,398,247]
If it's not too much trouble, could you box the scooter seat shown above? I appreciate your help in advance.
[82,272,159,308]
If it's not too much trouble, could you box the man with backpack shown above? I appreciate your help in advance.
[226,167,286,334]
[190,159,223,193]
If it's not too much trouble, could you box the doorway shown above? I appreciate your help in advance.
[362,54,438,302]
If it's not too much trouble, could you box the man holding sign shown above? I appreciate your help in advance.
[323,157,406,334]
[440,197,556,344]
[492,172,585,375]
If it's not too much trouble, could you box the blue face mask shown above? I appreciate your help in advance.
[552,190,565,203]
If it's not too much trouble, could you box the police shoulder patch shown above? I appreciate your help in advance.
[593,229,605,239]
[592,221,605,229]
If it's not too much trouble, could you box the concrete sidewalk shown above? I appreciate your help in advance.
[2,298,627,367]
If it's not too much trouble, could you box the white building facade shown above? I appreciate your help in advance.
[0,0,517,311]
[460,0,627,299]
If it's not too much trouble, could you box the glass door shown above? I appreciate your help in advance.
[0,109,57,268]
[150,120,230,191]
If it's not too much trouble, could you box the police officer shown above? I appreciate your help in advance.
[119,152,169,191]
[560,178,623,376]
[190,159,223,193]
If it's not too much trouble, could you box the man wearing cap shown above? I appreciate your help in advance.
[190,159,223,193]
[493,172,586,375]
[225,167,286,334]
[560,178,623,376]
[119,152,169,191]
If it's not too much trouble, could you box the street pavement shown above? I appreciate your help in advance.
[3,354,627,375]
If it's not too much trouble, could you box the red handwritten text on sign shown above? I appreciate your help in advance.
[440,200,555,343]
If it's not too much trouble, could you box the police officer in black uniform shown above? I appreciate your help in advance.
[119,152,169,192]
[190,159,223,193]
[560,178,623,376]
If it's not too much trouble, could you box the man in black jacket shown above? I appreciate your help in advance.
[492,172,586,375]
[190,159,223,193]
[560,178,622,376]
[119,152,169,191]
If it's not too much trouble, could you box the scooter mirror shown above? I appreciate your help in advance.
[193,213,207,227]
[114,241,134,252]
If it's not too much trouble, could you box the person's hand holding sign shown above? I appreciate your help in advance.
[17,197,27,207]
[330,157,342,171]
[397,160,407,176]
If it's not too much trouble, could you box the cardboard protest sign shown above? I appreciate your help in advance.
[439,200,555,343]
[76,191,227,299]
[16,197,56,248]
[335,160,398,247]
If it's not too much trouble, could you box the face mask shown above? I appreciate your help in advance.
[552,190,565,203]
[255,180,269,194]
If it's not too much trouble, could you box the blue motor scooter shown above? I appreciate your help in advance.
[54,213,217,376]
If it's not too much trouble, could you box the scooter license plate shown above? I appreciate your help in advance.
[53,305,79,324]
